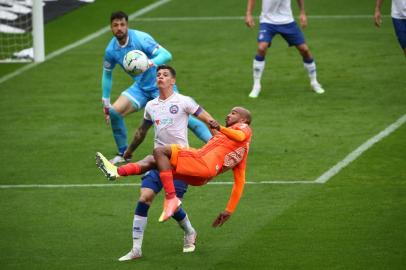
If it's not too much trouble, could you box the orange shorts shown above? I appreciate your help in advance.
[170,144,214,181]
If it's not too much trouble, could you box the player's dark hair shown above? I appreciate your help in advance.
[110,11,128,23]
[157,65,176,78]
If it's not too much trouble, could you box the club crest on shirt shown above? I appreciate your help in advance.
[169,105,179,114]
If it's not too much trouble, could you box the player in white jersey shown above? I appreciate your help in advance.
[374,0,406,56]
[245,0,325,98]
[143,91,201,148]
[102,11,212,165]
[96,65,214,261]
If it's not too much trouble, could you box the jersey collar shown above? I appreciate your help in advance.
[158,92,177,103]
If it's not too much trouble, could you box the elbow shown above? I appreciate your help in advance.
[166,51,172,62]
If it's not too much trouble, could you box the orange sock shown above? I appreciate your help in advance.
[159,170,176,199]
[117,163,141,176]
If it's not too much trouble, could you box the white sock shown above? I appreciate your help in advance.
[132,215,147,251]
[178,215,195,235]
[303,61,318,84]
[253,59,265,86]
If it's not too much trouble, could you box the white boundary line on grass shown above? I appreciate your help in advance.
[1,113,405,190]
[0,180,315,189]
[0,12,389,85]
[314,113,406,184]
[1,113,404,190]
[0,0,172,85]
[133,15,389,22]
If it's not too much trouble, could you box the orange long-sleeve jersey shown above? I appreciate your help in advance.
[172,122,252,212]
[200,123,251,212]
[197,123,251,176]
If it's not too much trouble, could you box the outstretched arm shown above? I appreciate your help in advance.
[150,46,172,66]
[208,120,247,141]
[245,0,256,28]
[123,119,153,160]
[296,0,307,28]
[374,0,384,27]
[212,162,246,227]
[195,108,218,135]
[101,69,113,124]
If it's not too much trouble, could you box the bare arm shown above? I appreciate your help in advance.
[123,119,153,160]
[374,0,384,27]
[195,109,219,135]
[245,0,256,28]
[296,0,307,28]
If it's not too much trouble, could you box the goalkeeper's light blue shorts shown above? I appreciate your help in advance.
[141,169,188,198]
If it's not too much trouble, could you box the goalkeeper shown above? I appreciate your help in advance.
[101,11,211,165]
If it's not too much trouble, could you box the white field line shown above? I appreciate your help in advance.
[0,12,389,85]
[0,0,172,85]
[2,112,404,190]
[315,114,406,184]
[133,15,389,22]
[0,180,316,189]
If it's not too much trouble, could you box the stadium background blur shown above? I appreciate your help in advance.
[0,0,405,269]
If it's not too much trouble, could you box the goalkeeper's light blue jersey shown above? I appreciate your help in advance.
[103,29,159,92]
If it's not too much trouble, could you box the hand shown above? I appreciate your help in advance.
[143,59,155,72]
[212,211,231,227]
[374,11,382,27]
[299,13,307,28]
[122,149,132,161]
[102,98,111,124]
[208,119,220,131]
[245,14,255,28]
[103,106,110,124]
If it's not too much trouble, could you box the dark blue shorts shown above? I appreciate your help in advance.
[392,18,406,49]
[258,21,305,46]
[141,169,188,198]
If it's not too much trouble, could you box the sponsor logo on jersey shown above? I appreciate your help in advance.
[223,147,246,168]
[155,118,173,125]
[169,105,179,114]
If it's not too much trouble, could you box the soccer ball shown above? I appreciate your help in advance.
[123,50,149,75]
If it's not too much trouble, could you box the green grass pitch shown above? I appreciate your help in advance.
[0,0,405,269]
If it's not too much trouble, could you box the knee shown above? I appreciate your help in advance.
[257,47,267,56]
[153,146,169,160]
[109,107,124,120]
[139,191,154,204]
[257,43,268,56]
[152,147,163,158]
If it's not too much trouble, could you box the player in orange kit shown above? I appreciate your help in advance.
[96,106,252,227]
[153,106,252,225]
